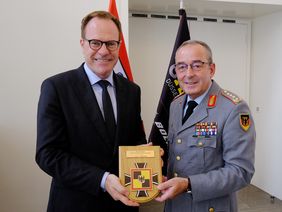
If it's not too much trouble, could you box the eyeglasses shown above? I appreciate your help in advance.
[85,39,120,51]
[174,61,210,73]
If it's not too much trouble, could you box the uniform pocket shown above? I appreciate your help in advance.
[208,195,231,212]
[185,136,218,171]
[186,136,217,148]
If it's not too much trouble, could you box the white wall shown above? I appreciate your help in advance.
[250,10,282,200]
[209,0,282,4]
[0,1,128,211]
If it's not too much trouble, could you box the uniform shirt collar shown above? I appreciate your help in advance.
[186,81,213,105]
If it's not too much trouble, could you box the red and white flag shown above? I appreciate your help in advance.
[108,0,133,81]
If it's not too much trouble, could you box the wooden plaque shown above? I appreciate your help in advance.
[119,146,162,203]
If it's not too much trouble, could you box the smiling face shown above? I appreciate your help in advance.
[80,17,120,79]
[175,43,215,99]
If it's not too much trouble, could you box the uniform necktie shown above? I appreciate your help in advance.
[182,100,198,124]
[98,80,116,141]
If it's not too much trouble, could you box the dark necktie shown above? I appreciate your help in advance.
[98,80,116,141]
[182,100,198,124]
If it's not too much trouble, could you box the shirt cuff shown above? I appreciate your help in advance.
[186,177,192,194]
[100,172,110,191]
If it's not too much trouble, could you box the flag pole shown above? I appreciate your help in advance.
[180,0,184,9]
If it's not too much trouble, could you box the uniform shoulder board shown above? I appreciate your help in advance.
[221,89,241,105]
[173,92,185,101]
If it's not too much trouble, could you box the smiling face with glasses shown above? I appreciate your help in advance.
[80,17,120,79]
[85,39,120,51]
[174,60,210,73]
[175,43,215,99]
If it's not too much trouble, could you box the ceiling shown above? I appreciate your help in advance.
[129,0,282,19]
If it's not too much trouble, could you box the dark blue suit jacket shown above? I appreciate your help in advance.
[36,64,146,211]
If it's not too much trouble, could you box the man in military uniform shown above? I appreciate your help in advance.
[155,40,255,212]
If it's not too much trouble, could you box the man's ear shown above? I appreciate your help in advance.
[209,63,216,77]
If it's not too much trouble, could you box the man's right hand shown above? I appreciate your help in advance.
[105,174,139,207]
[155,177,189,202]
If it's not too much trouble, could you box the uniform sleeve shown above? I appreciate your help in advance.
[190,101,256,201]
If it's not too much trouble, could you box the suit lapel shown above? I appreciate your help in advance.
[183,102,208,129]
[174,95,186,130]
[71,65,112,149]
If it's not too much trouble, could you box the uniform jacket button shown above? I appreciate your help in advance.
[176,156,181,160]
[209,207,214,212]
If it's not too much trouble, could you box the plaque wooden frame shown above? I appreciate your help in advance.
[119,146,162,203]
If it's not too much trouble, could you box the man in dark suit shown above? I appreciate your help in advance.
[36,11,146,212]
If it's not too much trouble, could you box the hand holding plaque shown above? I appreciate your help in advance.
[119,146,162,203]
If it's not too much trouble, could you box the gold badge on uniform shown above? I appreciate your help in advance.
[239,113,250,131]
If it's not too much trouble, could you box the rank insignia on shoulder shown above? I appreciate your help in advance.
[208,95,217,107]
[239,113,250,131]
[221,90,241,105]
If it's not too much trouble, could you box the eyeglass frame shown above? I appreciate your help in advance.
[173,60,211,73]
[84,39,121,51]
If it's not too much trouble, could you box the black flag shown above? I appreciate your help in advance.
[149,9,190,175]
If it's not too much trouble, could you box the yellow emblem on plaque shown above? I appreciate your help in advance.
[119,146,162,203]
[132,168,151,190]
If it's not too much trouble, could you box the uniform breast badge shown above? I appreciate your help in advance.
[193,122,218,137]
[119,146,162,203]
